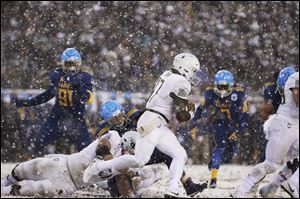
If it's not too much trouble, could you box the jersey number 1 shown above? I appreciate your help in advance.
[148,77,165,103]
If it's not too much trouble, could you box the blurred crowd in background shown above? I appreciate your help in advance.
[1,1,298,164]
[1,89,266,165]
[1,1,299,92]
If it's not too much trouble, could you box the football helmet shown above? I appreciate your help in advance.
[214,70,234,98]
[172,53,201,86]
[276,66,296,94]
[121,131,138,153]
[100,100,126,128]
[61,48,82,72]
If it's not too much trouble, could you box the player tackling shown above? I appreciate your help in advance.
[83,52,204,197]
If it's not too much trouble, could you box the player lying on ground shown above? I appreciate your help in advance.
[84,52,207,198]
[1,130,161,197]
[87,130,163,197]
[232,72,299,198]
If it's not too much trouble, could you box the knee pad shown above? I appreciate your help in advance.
[250,160,278,182]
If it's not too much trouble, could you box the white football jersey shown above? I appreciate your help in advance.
[100,130,122,157]
[67,130,121,187]
[277,72,299,120]
[146,70,191,121]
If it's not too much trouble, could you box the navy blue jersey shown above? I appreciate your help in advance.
[19,68,94,119]
[192,86,248,133]
[263,81,281,113]
[96,108,142,137]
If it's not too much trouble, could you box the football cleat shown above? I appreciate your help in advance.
[164,191,180,198]
[183,178,207,197]
[209,178,217,189]
[281,181,299,198]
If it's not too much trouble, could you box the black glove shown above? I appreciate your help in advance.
[206,106,217,123]
[13,98,28,107]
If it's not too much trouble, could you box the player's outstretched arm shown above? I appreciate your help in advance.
[14,87,56,107]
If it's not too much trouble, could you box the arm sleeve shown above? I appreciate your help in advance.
[232,92,249,133]
[74,74,94,104]
[172,79,191,99]
[190,92,212,128]
[191,91,211,121]
[96,122,110,138]
[169,79,191,112]
[263,86,275,102]
[17,86,56,107]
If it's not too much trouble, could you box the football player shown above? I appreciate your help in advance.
[92,100,207,197]
[0,130,162,197]
[232,72,299,198]
[83,53,205,197]
[260,69,281,121]
[190,70,249,188]
[259,67,298,198]
[13,48,94,156]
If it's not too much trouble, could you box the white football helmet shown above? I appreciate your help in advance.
[121,131,138,153]
[172,53,201,86]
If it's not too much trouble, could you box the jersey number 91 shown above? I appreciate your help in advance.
[59,88,73,107]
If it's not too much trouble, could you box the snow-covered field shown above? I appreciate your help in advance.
[1,163,290,198]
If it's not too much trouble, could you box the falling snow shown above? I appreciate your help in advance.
[1,1,299,198]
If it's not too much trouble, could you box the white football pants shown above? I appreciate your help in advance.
[235,114,299,196]
[13,155,77,196]
[135,111,187,194]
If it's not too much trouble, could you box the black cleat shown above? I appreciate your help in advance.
[209,178,217,189]
[164,192,180,198]
[10,184,21,196]
[183,177,208,197]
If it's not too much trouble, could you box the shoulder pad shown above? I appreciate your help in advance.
[50,68,63,74]
[49,68,63,79]
[80,71,93,78]
[233,86,245,92]
[127,108,143,121]
[264,82,275,87]
[78,71,93,84]
[205,86,214,91]
[97,122,110,137]
[127,108,139,117]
